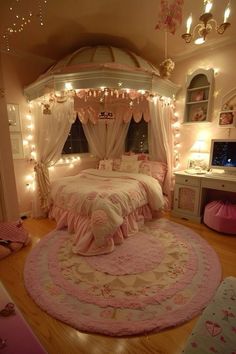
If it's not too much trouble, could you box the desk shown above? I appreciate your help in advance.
[172,171,236,223]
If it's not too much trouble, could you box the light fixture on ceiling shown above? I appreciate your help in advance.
[182,0,231,45]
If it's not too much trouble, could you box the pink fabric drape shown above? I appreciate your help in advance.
[74,91,151,124]
[148,98,174,208]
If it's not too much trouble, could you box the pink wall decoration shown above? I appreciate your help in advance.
[155,0,184,34]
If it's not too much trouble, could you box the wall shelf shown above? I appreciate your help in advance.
[183,69,214,124]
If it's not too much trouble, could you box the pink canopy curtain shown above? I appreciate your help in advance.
[148,98,174,207]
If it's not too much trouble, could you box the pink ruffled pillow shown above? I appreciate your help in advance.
[98,159,113,171]
[139,161,167,186]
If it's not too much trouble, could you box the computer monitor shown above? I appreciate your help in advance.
[209,139,236,174]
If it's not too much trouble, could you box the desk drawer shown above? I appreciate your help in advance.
[175,175,201,187]
[202,179,236,193]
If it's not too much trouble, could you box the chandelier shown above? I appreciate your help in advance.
[182,0,231,45]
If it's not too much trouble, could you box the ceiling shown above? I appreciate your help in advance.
[0,0,235,68]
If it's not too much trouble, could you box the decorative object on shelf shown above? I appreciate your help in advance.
[159,58,175,79]
[182,0,231,45]
[191,106,207,122]
[191,89,204,102]
[184,68,214,124]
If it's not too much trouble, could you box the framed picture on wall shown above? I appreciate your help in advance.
[7,103,21,131]
[218,111,236,127]
[10,132,24,159]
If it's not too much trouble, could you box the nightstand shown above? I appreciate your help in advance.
[172,171,203,223]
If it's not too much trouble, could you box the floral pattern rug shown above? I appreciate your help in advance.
[24,219,222,336]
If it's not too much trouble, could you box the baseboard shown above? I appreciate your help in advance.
[20,210,32,219]
[171,210,202,223]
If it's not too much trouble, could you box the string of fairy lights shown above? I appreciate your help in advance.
[1,0,47,52]
[22,87,181,191]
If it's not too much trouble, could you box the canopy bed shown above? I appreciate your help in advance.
[24,45,180,255]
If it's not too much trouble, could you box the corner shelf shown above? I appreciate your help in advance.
[183,69,214,124]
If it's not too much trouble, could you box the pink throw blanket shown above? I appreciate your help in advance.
[49,169,164,255]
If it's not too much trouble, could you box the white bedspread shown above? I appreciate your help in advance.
[50,169,164,249]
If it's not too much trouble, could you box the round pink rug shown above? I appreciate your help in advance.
[24,219,222,336]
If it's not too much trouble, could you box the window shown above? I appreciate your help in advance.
[62,115,89,154]
[125,118,149,153]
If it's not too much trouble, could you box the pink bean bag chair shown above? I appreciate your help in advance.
[203,200,236,235]
[0,220,30,260]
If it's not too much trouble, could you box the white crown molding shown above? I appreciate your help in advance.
[172,36,236,63]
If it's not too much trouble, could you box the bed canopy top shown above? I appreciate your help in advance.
[24,45,179,101]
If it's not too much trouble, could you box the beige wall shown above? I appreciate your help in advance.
[1,52,49,216]
[172,43,236,170]
[0,53,20,221]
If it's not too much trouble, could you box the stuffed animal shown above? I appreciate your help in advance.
[0,220,30,260]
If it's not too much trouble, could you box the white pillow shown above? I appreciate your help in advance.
[98,159,113,171]
[119,160,141,173]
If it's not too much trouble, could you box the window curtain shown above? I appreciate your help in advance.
[82,109,130,159]
[105,108,130,158]
[82,120,106,159]
[148,98,174,207]
[32,97,75,217]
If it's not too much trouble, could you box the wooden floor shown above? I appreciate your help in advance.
[0,214,235,354]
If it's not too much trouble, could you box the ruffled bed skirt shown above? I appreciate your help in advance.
[49,204,153,256]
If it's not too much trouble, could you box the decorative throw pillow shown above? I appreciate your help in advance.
[137,153,149,161]
[139,161,167,186]
[112,158,121,171]
[119,160,141,173]
[98,159,113,171]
